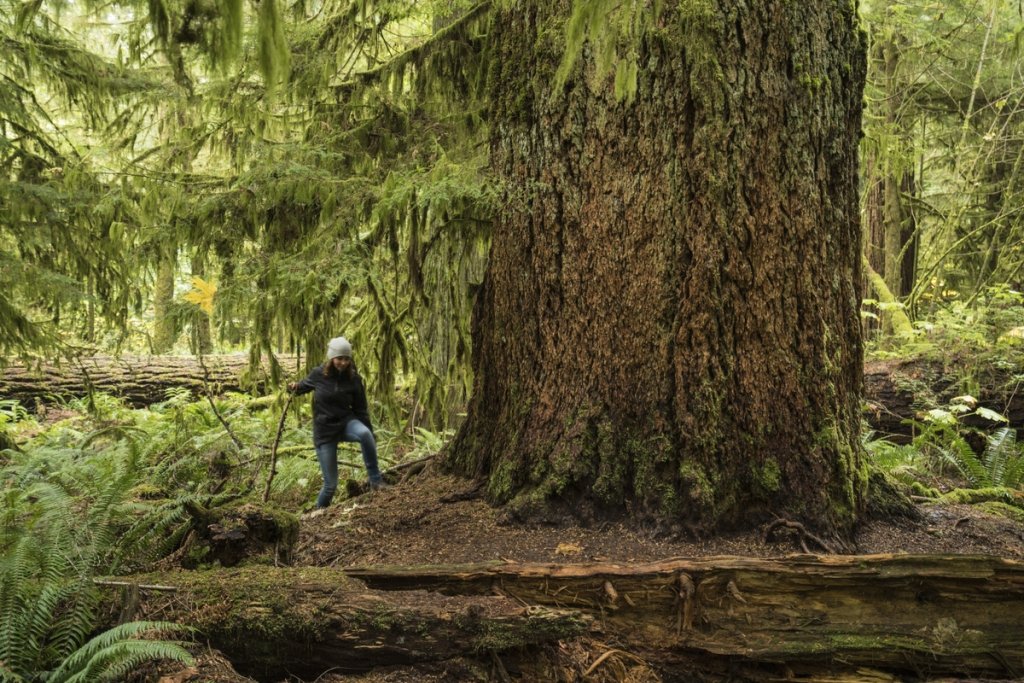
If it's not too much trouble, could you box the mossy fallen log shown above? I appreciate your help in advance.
[345,554,1024,680]
[98,567,589,681]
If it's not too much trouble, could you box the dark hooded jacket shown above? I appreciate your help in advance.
[293,363,373,447]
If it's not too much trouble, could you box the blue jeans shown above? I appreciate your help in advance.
[314,420,381,508]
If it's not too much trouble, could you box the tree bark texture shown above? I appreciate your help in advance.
[447,1,868,538]
[152,253,178,354]
[0,354,295,407]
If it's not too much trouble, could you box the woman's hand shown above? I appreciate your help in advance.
[287,381,298,392]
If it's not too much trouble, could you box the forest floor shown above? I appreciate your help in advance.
[293,466,1024,568]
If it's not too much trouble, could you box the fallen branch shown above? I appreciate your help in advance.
[262,392,294,503]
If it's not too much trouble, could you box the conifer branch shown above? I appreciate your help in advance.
[332,1,491,93]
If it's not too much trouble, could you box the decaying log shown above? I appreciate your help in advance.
[863,357,1024,442]
[344,554,1024,680]
[99,567,589,681]
[0,354,301,407]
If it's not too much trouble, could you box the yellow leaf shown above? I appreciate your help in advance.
[555,542,583,556]
[183,276,217,315]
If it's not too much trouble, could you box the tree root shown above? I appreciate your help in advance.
[762,519,838,554]
[441,481,485,504]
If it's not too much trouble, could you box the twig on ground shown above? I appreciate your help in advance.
[583,648,648,677]
[491,651,513,683]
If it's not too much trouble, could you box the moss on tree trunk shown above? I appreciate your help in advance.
[446,0,868,541]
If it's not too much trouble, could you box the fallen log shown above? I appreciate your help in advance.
[344,554,1024,680]
[98,567,589,681]
[0,354,301,407]
[863,357,1024,442]
[102,555,1024,681]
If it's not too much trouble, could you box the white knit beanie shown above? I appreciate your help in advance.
[326,336,352,359]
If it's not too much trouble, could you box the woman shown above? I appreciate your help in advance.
[289,336,383,508]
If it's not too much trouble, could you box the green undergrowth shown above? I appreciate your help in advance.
[864,394,1024,522]
[863,294,1024,523]
[0,389,446,679]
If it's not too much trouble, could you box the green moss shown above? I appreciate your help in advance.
[262,505,300,547]
[826,634,929,653]
[977,501,1024,524]
[910,481,940,499]
[127,483,166,500]
[798,74,828,92]
[487,458,520,503]
[629,432,672,496]
[466,612,587,652]
[678,461,715,510]
[753,460,782,494]
[940,487,1022,506]
[592,418,627,504]
[155,567,349,644]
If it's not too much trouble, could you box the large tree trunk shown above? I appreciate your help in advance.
[445,1,868,540]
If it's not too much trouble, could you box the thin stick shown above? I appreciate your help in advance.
[197,353,245,452]
[263,392,294,503]
[93,579,178,592]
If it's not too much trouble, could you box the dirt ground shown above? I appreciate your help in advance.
[292,463,1024,568]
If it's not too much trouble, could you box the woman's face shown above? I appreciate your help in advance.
[331,356,352,372]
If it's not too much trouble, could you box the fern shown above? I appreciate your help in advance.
[945,432,989,487]
[911,416,1024,491]
[48,622,192,683]
[0,432,192,682]
[983,427,1023,488]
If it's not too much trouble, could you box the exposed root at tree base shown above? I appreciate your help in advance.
[762,518,846,553]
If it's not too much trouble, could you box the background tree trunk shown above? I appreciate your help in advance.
[152,252,178,354]
[190,247,214,355]
[864,30,918,336]
[446,0,868,539]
